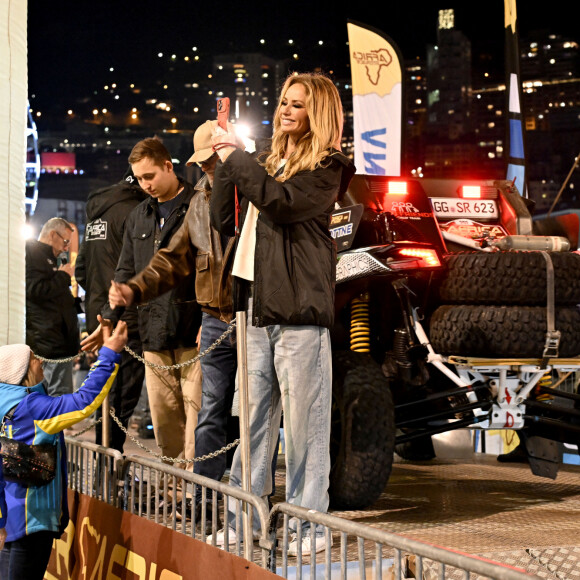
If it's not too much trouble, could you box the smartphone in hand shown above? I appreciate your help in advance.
[217,97,230,130]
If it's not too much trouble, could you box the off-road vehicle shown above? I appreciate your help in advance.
[328,176,580,509]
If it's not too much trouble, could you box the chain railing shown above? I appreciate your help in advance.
[37,320,239,465]
[123,320,235,371]
[109,409,240,464]
[34,353,81,363]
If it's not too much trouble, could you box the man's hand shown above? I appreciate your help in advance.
[80,314,108,352]
[59,263,74,277]
[0,527,6,550]
[109,281,134,308]
[102,320,128,353]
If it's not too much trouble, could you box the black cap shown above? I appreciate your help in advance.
[123,165,137,184]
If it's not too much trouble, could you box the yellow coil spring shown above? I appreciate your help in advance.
[536,372,554,401]
[350,293,370,352]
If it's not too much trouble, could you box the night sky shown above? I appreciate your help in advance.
[27,0,576,110]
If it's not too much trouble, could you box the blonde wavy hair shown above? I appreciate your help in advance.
[261,72,344,181]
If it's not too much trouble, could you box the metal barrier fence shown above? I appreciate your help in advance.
[119,453,272,567]
[66,437,124,506]
[64,437,537,579]
[268,503,535,580]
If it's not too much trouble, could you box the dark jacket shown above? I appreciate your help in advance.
[115,180,202,351]
[25,240,80,357]
[210,148,356,328]
[127,174,234,323]
[0,346,119,542]
[76,176,147,334]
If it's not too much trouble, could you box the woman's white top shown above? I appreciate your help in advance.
[232,159,287,282]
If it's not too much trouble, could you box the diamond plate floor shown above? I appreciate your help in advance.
[317,455,580,578]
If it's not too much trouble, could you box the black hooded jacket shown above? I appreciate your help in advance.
[76,175,147,334]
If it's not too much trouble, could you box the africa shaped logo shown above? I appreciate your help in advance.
[352,48,393,85]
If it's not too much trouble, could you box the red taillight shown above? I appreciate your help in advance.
[390,248,441,269]
[388,181,408,195]
[461,185,481,199]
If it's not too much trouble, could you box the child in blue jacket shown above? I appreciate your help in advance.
[0,319,127,580]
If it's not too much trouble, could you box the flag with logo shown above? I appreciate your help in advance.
[504,0,527,196]
[347,20,403,176]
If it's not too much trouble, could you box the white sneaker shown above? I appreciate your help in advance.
[206,526,261,546]
[288,533,332,556]
[206,526,238,546]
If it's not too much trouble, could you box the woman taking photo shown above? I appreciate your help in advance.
[208,72,355,555]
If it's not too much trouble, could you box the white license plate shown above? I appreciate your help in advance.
[430,198,499,219]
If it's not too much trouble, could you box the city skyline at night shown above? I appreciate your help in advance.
[28,0,576,119]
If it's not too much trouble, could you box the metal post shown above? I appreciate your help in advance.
[102,394,110,448]
[236,310,252,558]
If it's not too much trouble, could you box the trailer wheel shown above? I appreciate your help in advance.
[329,351,395,510]
[430,304,580,358]
[439,251,580,305]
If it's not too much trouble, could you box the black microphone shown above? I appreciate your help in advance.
[61,256,68,265]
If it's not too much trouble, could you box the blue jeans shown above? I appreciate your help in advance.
[0,531,56,579]
[194,313,237,503]
[228,298,332,533]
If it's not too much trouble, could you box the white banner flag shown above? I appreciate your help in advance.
[347,20,403,176]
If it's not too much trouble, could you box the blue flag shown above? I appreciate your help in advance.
[505,0,527,196]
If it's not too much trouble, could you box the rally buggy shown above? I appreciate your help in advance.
[327,176,580,510]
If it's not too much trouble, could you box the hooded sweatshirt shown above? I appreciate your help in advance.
[76,174,147,334]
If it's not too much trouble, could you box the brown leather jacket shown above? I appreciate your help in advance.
[128,174,234,322]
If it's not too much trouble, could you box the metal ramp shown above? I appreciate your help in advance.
[305,454,580,578]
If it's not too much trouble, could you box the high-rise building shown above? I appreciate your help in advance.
[426,9,472,140]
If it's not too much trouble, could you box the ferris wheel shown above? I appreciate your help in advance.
[25,101,40,216]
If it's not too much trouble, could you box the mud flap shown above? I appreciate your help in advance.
[526,436,562,479]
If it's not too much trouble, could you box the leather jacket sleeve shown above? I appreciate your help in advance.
[127,217,196,304]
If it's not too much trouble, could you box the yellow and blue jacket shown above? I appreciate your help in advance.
[0,346,119,542]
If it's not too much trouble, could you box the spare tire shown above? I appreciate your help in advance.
[439,251,580,305]
[430,304,580,358]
